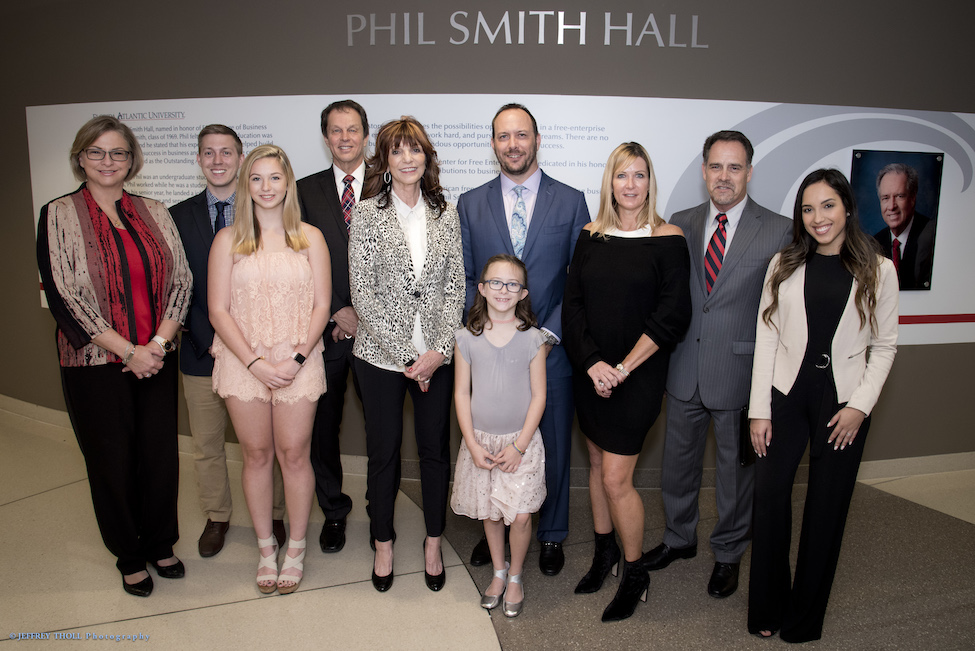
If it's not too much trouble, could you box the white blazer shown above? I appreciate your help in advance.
[748,253,898,420]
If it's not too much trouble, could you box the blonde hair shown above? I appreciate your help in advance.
[232,144,308,255]
[591,142,664,236]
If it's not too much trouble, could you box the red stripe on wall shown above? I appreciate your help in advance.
[900,314,975,324]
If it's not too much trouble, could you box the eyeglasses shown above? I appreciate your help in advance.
[485,279,524,292]
[84,148,131,162]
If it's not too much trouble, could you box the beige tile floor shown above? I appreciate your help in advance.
[2,398,973,649]
[0,404,499,650]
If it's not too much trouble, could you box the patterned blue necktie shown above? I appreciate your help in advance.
[511,185,528,258]
[214,201,229,233]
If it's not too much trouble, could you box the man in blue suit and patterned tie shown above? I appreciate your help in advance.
[644,131,792,597]
[171,125,286,558]
[459,104,590,575]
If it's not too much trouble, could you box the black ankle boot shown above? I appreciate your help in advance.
[601,559,649,622]
[574,530,622,594]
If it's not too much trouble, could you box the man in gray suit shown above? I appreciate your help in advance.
[644,131,791,598]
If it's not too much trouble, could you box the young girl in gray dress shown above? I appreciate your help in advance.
[451,254,548,618]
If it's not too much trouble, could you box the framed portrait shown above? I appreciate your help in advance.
[850,150,943,290]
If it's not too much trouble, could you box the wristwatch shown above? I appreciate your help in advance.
[291,352,306,366]
[151,335,176,353]
[541,331,559,347]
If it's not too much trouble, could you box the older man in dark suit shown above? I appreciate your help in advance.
[644,131,792,598]
[459,104,590,576]
[296,100,369,554]
[171,125,285,557]
[873,162,936,290]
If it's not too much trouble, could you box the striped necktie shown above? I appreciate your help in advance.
[704,213,728,293]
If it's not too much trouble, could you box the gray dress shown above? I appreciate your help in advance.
[450,327,547,525]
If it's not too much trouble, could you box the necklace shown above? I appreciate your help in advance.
[490,316,517,325]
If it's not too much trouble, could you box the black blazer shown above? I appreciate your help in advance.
[170,190,217,376]
[873,213,936,290]
[297,167,354,361]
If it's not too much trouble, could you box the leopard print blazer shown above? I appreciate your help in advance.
[349,194,464,368]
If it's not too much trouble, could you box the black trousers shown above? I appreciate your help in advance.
[61,358,180,575]
[748,362,869,643]
[353,357,452,542]
[310,338,360,520]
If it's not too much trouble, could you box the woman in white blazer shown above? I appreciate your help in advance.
[747,169,898,642]
[349,117,465,594]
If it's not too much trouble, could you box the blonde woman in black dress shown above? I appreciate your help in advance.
[563,142,692,621]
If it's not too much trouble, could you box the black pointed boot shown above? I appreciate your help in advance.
[574,530,622,594]
[601,558,649,622]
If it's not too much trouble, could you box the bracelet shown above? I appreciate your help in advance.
[122,344,135,365]
[615,363,630,378]
[246,356,264,370]
[510,442,525,456]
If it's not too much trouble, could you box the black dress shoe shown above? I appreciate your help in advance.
[123,573,154,597]
[470,535,491,566]
[707,561,740,598]
[538,541,565,576]
[642,542,697,571]
[423,538,446,591]
[198,519,230,558]
[272,519,287,549]
[150,558,185,579]
[319,517,347,553]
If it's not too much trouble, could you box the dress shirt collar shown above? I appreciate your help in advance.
[893,216,914,249]
[500,168,542,198]
[332,161,365,201]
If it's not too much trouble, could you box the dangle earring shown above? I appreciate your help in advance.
[383,170,392,186]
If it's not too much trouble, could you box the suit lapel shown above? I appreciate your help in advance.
[714,198,761,291]
[191,191,214,249]
[521,171,552,260]
[707,198,761,297]
[686,203,709,295]
[486,177,515,255]
[322,166,351,246]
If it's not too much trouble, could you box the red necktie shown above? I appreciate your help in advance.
[341,175,355,232]
[704,213,728,293]
[892,238,901,273]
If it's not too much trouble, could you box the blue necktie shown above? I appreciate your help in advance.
[511,185,528,258]
[214,201,229,233]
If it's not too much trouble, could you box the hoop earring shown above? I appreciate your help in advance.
[383,170,392,185]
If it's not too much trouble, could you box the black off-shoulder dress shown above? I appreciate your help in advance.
[563,230,692,455]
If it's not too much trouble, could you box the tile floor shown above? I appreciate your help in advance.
[1,399,973,649]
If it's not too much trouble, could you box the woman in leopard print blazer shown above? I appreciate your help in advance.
[349,117,464,593]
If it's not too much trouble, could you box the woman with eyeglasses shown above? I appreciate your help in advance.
[348,117,464,593]
[36,115,192,597]
[563,142,692,621]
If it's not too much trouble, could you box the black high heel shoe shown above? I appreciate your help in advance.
[423,537,445,592]
[371,536,395,592]
[601,559,649,622]
[150,557,185,579]
[122,572,154,597]
[575,530,621,594]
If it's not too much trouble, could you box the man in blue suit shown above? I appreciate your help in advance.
[171,125,285,558]
[458,104,590,575]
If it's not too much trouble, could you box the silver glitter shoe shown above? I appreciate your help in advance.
[480,562,508,609]
[503,571,524,617]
